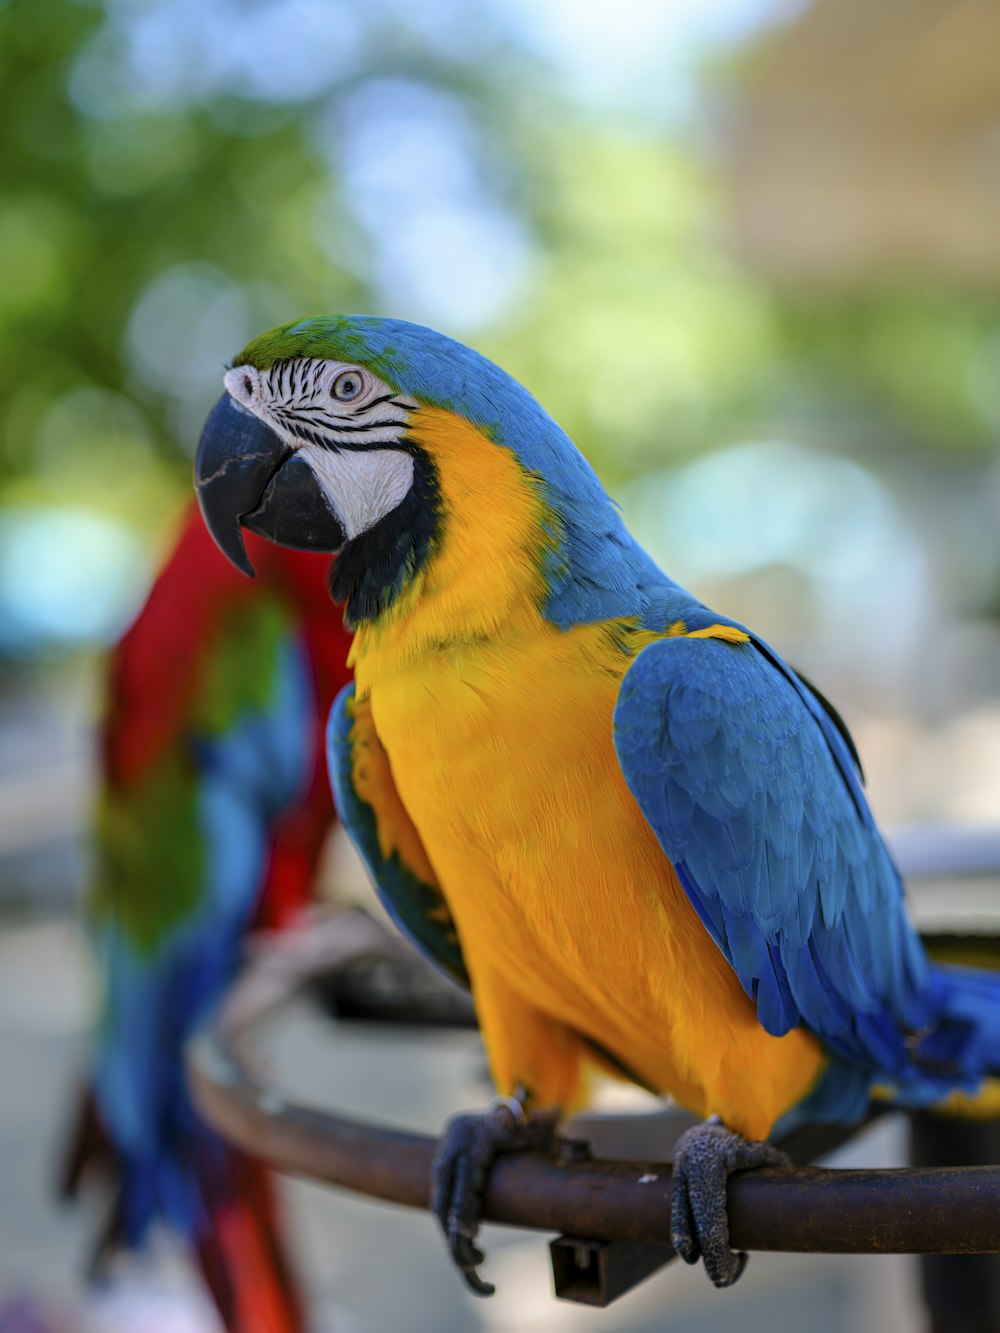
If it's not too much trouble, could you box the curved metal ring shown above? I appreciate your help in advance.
[186,911,1000,1258]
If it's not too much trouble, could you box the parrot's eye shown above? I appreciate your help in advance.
[331,369,365,402]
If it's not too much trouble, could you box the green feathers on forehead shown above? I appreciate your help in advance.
[233,315,410,389]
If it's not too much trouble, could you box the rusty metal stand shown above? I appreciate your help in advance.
[186,911,1000,1310]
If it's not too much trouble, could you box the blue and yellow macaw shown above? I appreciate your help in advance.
[195,316,1000,1294]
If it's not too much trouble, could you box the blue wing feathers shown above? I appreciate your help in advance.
[614,632,1000,1104]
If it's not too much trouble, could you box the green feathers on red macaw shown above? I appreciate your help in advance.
[63,503,353,1333]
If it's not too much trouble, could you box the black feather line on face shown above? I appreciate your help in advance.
[273,407,411,437]
[327,446,441,627]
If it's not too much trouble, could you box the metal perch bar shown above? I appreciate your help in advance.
[187,911,1000,1287]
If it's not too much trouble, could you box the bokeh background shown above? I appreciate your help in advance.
[2,0,999,1329]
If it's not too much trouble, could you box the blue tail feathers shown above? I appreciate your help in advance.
[924,962,1000,1082]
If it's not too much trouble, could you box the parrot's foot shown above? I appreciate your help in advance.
[431,1094,557,1297]
[670,1120,790,1287]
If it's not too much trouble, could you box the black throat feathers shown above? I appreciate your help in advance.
[327,445,441,628]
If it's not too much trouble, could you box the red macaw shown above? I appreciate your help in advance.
[62,502,352,1332]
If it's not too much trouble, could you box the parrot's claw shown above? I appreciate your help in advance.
[670,1120,790,1288]
[431,1097,556,1297]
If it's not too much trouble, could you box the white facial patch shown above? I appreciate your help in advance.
[301,444,414,539]
[224,356,420,541]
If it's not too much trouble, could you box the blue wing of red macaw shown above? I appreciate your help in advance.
[91,621,310,1223]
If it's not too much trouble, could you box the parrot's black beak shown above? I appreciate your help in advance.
[194,394,346,576]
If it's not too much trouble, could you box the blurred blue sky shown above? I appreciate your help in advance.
[504,0,806,119]
[0,507,147,654]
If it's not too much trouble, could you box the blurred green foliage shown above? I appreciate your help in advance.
[0,0,544,529]
[1,0,999,543]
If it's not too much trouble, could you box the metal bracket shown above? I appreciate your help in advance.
[550,1235,674,1305]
